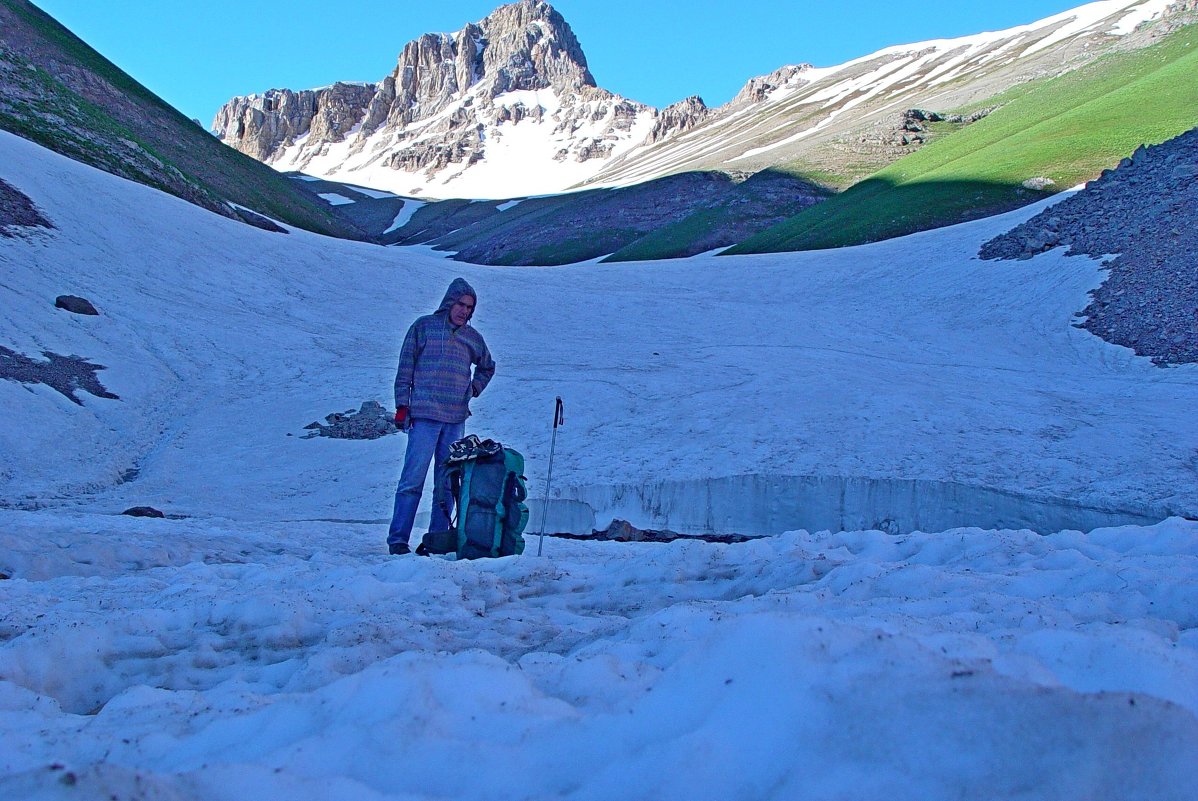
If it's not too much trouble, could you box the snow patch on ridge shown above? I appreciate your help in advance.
[383,200,426,234]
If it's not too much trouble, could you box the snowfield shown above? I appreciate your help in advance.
[1,129,1197,799]
[1,511,1196,800]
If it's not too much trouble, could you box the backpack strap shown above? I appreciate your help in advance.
[455,460,474,557]
[487,471,508,559]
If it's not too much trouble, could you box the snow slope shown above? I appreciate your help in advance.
[2,130,1198,799]
[270,88,658,200]
[1,130,1194,528]
[0,511,1196,800]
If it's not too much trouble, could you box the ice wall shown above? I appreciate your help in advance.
[524,498,596,536]
[558,474,1171,536]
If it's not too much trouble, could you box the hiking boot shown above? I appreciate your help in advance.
[389,542,411,555]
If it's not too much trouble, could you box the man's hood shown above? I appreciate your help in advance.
[436,277,477,315]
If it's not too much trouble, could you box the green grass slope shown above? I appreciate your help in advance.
[382,170,826,266]
[728,21,1198,255]
[0,0,364,240]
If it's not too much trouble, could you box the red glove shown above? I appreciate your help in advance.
[395,406,409,426]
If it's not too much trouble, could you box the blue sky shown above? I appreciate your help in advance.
[36,0,1087,125]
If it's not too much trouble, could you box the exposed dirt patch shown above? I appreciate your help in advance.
[0,345,119,404]
[0,177,52,236]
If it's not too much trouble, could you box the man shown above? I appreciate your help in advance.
[387,277,495,555]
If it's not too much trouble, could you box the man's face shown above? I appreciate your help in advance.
[449,294,475,327]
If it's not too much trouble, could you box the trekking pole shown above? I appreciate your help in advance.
[536,396,565,557]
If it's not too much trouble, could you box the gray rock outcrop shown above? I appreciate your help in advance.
[730,64,813,106]
[211,82,376,162]
[645,96,711,145]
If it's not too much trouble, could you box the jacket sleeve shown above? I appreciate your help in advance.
[470,336,496,397]
[394,321,421,407]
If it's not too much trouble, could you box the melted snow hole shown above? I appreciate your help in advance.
[541,475,1170,537]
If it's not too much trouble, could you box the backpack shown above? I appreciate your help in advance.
[417,435,529,559]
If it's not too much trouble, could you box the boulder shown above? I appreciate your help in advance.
[54,295,99,315]
[122,506,165,518]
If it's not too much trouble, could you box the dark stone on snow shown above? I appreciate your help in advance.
[55,295,100,315]
[122,506,165,518]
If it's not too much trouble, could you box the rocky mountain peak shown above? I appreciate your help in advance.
[358,0,593,132]
[479,0,594,93]
[212,0,648,197]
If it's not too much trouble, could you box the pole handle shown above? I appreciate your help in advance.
[554,396,564,428]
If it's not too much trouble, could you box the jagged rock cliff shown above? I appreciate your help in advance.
[213,83,376,162]
[213,0,655,198]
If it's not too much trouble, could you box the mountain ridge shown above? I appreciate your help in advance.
[214,0,1194,201]
[0,0,368,239]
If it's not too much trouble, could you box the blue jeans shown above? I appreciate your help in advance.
[387,419,465,547]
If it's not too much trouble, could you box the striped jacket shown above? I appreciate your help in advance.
[394,278,495,424]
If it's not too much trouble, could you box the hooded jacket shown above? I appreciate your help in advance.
[394,278,495,424]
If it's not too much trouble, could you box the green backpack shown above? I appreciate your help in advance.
[418,436,529,559]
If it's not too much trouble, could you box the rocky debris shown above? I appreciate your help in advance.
[0,177,53,236]
[896,109,935,147]
[906,108,945,124]
[385,126,485,174]
[302,400,395,440]
[54,295,99,315]
[0,345,119,404]
[980,126,1198,365]
[846,106,994,157]
[549,518,751,544]
[122,506,165,518]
